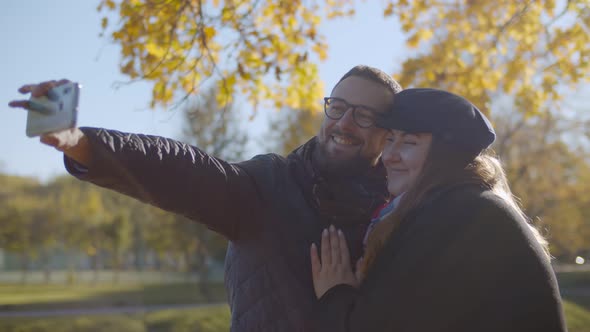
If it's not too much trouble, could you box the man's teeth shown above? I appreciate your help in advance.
[333,135,355,145]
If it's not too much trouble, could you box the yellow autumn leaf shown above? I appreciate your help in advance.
[203,26,216,41]
[145,43,166,58]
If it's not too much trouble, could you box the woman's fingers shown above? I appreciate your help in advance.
[329,225,341,265]
[310,243,321,280]
[319,227,352,268]
[320,228,332,266]
[338,229,351,268]
[355,257,364,282]
[311,228,361,298]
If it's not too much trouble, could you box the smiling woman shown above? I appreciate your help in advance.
[381,131,432,197]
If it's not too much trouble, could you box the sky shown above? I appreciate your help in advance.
[1,0,406,182]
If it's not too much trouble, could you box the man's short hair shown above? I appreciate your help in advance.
[334,65,403,96]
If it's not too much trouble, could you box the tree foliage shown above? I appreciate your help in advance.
[0,174,228,281]
[266,107,323,155]
[181,85,248,162]
[97,0,352,111]
[492,107,590,260]
[99,0,588,117]
[387,0,590,115]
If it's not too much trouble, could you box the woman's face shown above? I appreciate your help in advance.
[382,130,432,196]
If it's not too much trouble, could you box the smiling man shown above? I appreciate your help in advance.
[316,74,396,179]
[9,65,402,332]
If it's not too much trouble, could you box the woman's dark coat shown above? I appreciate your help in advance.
[315,184,567,332]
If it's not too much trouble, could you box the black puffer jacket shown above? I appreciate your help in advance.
[65,127,388,332]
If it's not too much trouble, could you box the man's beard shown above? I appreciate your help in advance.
[313,142,375,180]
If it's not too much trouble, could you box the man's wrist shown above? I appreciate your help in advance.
[63,129,92,167]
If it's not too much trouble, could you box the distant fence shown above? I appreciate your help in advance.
[1,264,587,285]
[553,264,590,273]
[0,269,224,284]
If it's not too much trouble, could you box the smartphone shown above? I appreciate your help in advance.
[25,82,80,137]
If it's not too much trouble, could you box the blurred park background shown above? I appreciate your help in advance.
[1,0,590,331]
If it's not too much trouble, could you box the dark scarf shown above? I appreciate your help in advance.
[288,137,388,229]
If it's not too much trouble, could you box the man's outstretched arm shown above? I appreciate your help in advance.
[10,80,267,241]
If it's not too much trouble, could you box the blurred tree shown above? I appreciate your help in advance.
[174,85,247,289]
[492,106,590,261]
[76,186,109,284]
[28,197,60,284]
[49,176,93,283]
[0,172,230,283]
[0,199,34,283]
[102,210,132,283]
[144,211,200,272]
[0,175,58,283]
[0,174,39,199]
[181,85,248,162]
[266,107,323,155]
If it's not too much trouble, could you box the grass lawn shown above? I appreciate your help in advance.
[0,282,226,311]
[0,282,230,331]
[563,301,590,332]
[559,269,590,330]
[0,305,230,332]
[0,272,589,331]
[0,301,587,332]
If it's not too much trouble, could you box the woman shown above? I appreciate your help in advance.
[310,88,566,331]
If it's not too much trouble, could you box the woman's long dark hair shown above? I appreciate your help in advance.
[360,137,549,277]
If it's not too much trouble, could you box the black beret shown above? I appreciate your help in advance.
[378,88,496,155]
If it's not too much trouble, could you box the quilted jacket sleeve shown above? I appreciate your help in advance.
[64,127,269,240]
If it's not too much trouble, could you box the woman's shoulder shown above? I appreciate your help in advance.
[428,184,508,208]
[420,184,524,228]
[422,183,490,210]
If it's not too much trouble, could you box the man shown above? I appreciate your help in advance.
[10,65,402,331]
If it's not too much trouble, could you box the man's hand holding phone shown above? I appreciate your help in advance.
[9,79,92,167]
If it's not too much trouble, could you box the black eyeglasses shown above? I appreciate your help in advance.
[323,97,383,128]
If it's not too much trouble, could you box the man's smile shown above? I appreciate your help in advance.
[331,134,361,146]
